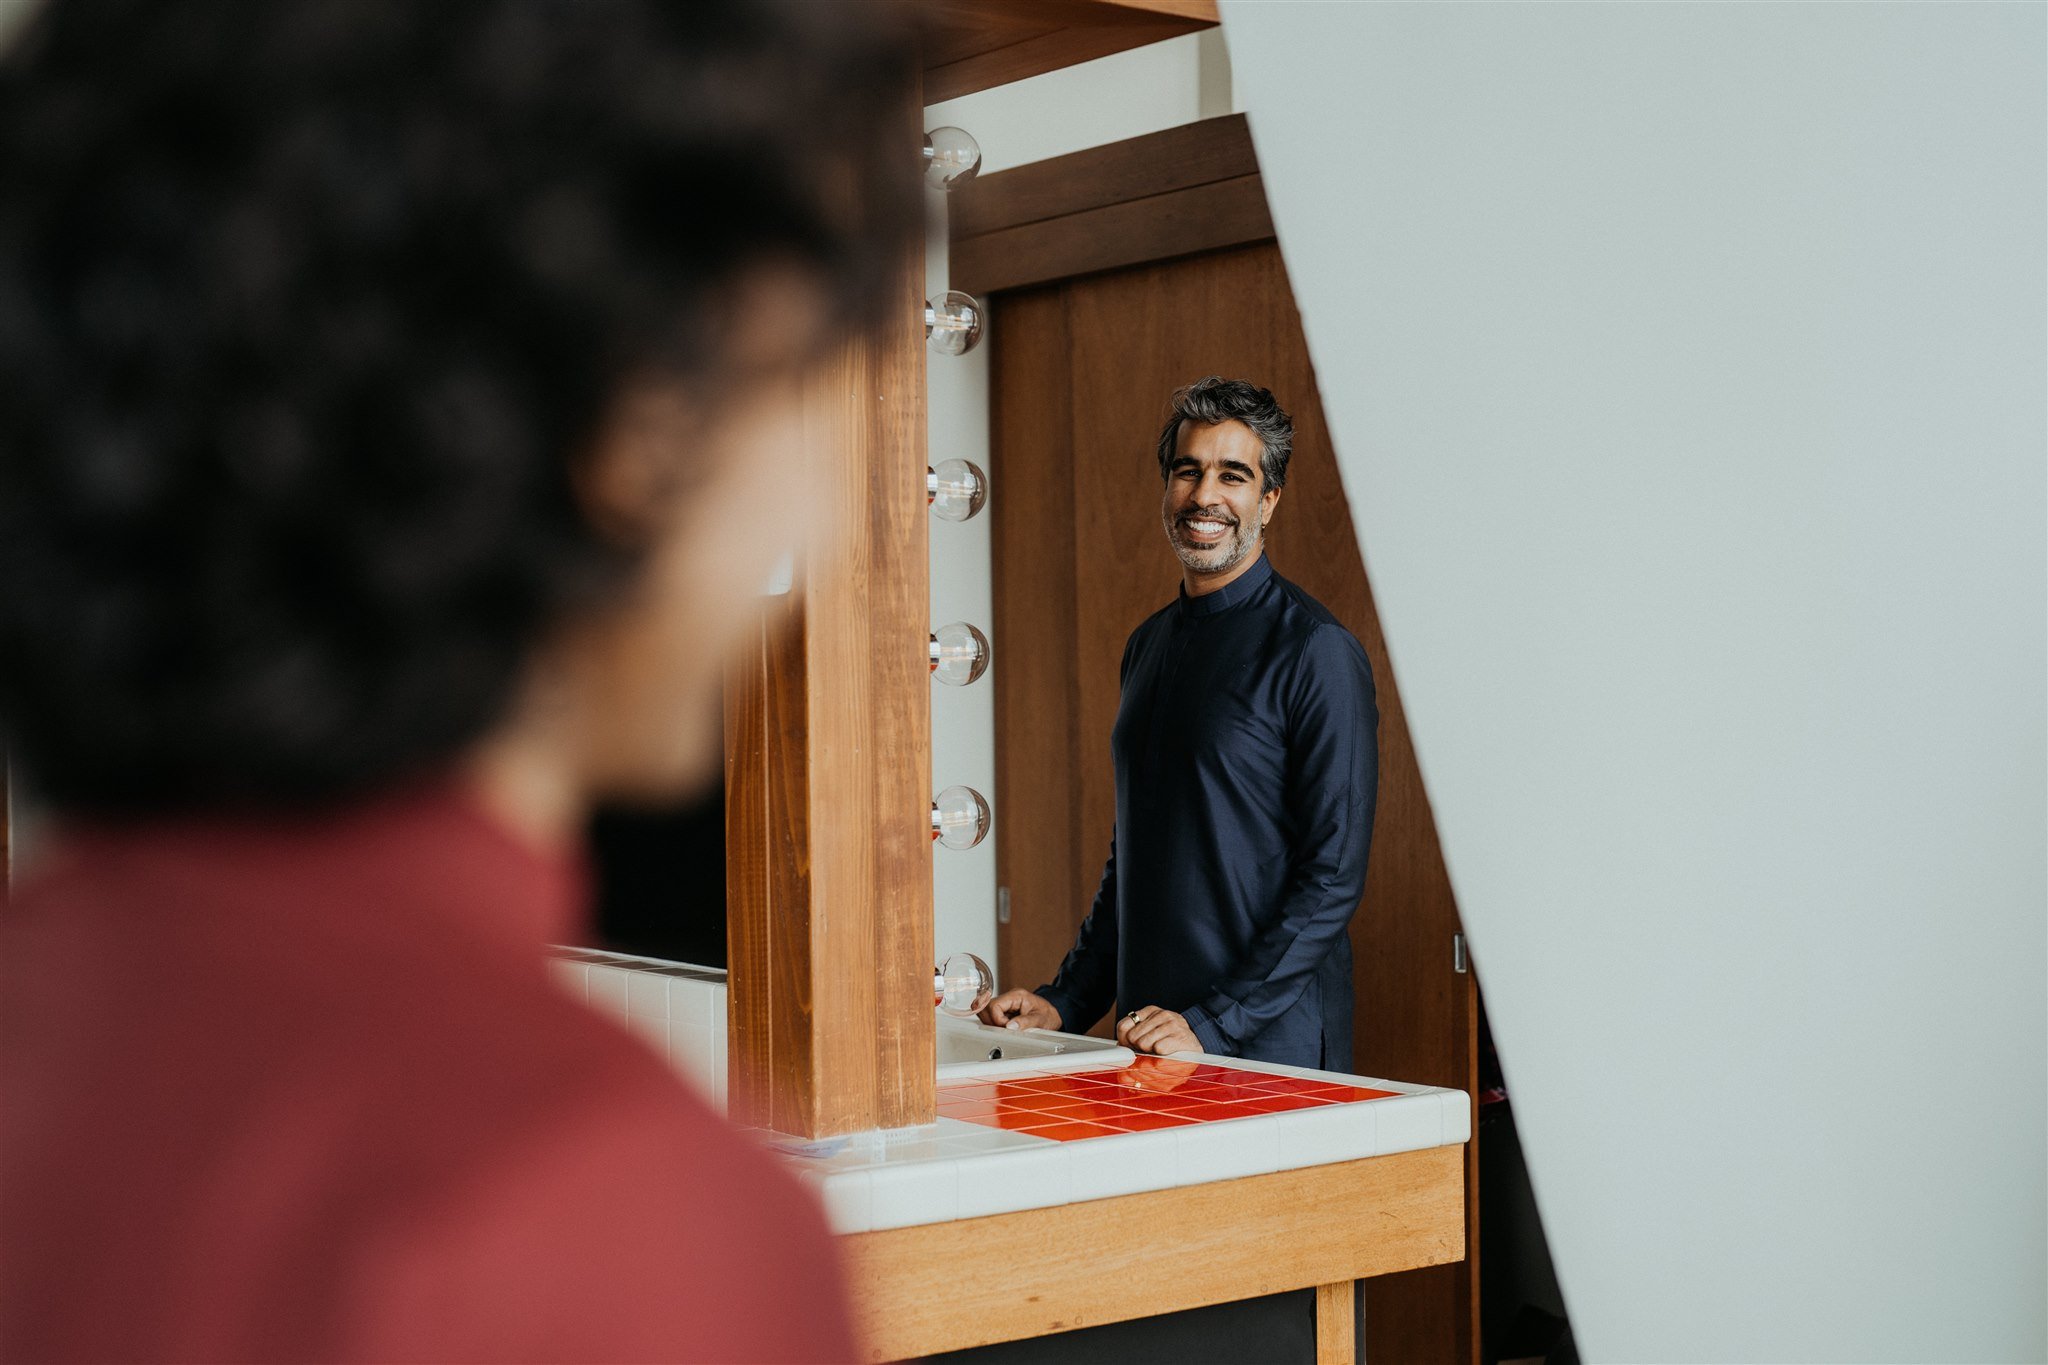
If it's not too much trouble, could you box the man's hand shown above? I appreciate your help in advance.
[1117,1006,1203,1057]
[980,989,1062,1031]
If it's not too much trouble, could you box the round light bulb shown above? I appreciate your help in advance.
[924,291,983,356]
[929,622,990,687]
[927,459,987,522]
[922,126,982,191]
[931,785,991,850]
[933,952,994,1016]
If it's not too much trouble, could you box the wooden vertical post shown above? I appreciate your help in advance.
[1316,1280,1357,1365]
[724,103,934,1138]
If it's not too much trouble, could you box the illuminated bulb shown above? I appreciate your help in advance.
[927,459,987,522]
[931,785,991,850]
[933,952,994,1016]
[922,126,982,190]
[924,291,983,356]
[929,622,990,687]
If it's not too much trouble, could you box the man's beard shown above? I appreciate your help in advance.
[1164,504,1261,576]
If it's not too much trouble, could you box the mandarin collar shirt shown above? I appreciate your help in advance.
[1036,554,1379,1069]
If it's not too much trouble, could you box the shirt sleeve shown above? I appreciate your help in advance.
[1181,624,1378,1056]
[1035,828,1121,1035]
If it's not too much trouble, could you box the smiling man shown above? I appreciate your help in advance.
[981,377,1379,1069]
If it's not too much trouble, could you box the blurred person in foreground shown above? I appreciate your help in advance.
[0,1,918,1359]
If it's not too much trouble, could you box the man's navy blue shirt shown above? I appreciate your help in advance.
[1036,554,1379,1070]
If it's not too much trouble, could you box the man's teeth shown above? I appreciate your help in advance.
[1186,520,1227,534]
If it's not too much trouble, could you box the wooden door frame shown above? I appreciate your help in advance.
[960,113,1482,1365]
[950,113,1273,299]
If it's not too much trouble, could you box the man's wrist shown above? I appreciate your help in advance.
[1031,986,1072,1033]
[1181,1004,1234,1056]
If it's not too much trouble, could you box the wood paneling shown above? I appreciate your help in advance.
[986,233,1479,1359]
[723,159,934,1138]
[1316,1282,1357,1365]
[955,174,1272,297]
[951,115,1272,297]
[987,289,1093,1029]
[841,1145,1463,1362]
[949,114,1259,239]
[919,0,1215,106]
[723,595,802,1130]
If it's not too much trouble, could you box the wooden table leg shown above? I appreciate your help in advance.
[1316,1280,1356,1365]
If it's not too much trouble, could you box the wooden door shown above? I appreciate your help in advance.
[989,241,1478,1363]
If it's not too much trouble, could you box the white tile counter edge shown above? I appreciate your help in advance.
[776,1056,1472,1236]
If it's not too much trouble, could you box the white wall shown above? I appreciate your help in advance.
[923,34,1231,983]
[923,214,1000,974]
[1223,3,2046,1362]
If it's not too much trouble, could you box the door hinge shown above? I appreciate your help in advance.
[1453,933,1468,974]
[997,886,1011,924]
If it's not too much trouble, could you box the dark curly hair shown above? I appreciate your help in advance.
[0,0,920,814]
[1154,376,1294,491]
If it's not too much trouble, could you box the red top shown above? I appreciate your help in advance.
[1,786,854,1363]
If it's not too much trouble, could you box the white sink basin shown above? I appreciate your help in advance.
[936,1013,1134,1080]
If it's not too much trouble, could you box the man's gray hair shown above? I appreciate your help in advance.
[1153,376,1294,491]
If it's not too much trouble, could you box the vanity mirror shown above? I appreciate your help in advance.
[933,106,1486,1359]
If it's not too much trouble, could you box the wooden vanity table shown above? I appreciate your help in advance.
[844,1144,1462,1363]
[828,1047,1468,1363]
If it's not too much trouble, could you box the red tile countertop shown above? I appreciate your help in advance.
[940,1057,1399,1140]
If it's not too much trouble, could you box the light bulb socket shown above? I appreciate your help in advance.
[924,291,984,356]
[927,459,988,522]
[931,785,991,850]
[929,622,990,686]
[922,126,983,191]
